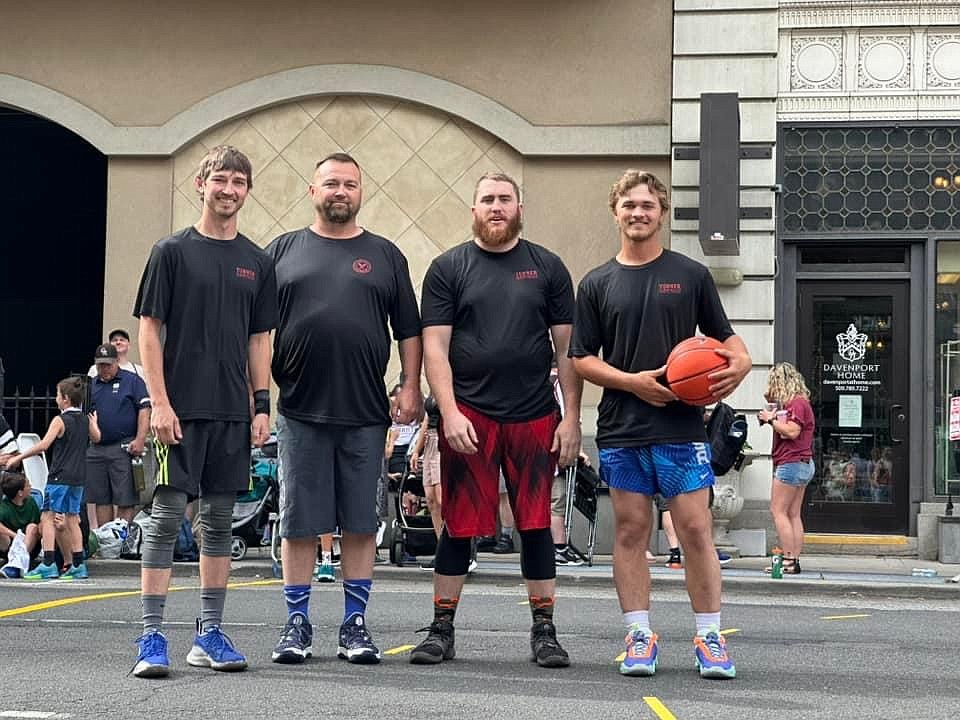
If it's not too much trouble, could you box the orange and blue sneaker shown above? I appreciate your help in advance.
[620,624,658,676]
[694,625,736,679]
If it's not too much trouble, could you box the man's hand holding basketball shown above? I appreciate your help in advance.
[708,346,752,400]
[628,365,677,407]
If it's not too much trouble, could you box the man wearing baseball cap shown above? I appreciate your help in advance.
[87,343,150,525]
[88,329,145,380]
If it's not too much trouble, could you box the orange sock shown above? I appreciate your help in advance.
[529,595,555,623]
[433,596,459,623]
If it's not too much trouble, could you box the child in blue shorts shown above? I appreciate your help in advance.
[4,377,100,579]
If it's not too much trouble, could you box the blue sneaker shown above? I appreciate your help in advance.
[694,626,736,679]
[186,621,248,671]
[62,562,89,579]
[717,551,733,567]
[337,615,381,664]
[132,630,170,678]
[272,612,313,664]
[24,562,59,580]
[620,625,658,676]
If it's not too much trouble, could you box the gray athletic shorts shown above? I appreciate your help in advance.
[85,442,137,506]
[277,414,385,538]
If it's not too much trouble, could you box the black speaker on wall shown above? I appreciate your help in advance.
[699,92,740,256]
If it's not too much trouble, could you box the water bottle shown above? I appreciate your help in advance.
[770,546,784,579]
[911,568,937,578]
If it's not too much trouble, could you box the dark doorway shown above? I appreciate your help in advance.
[0,108,107,394]
[797,280,910,534]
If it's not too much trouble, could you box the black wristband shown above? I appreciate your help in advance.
[253,389,270,417]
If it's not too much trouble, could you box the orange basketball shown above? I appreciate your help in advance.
[665,336,728,406]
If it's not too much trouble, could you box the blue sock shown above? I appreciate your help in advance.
[283,584,311,620]
[343,579,371,623]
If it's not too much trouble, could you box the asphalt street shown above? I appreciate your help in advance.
[1,569,958,720]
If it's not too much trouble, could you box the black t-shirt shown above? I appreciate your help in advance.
[48,408,88,487]
[266,228,421,426]
[133,227,279,422]
[570,250,734,448]
[421,239,574,421]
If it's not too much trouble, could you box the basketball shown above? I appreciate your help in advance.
[665,336,728,406]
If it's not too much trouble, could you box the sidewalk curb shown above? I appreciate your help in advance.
[85,558,960,599]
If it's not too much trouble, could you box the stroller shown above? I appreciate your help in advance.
[388,465,437,566]
[231,435,280,561]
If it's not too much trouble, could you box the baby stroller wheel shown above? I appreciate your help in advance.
[231,535,247,561]
[390,536,405,566]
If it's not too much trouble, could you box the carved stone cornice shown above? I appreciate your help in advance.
[780,1,960,29]
[778,92,960,120]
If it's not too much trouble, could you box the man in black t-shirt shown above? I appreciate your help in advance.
[409,172,583,669]
[266,153,423,666]
[131,145,279,679]
[570,169,751,680]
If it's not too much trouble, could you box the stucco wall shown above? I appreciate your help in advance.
[0,1,671,128]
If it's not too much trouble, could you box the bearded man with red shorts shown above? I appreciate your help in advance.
[409,172,582,667]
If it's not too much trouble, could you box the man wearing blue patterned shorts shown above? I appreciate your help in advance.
[570,170,751,680]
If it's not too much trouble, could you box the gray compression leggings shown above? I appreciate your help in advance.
[141,486,235,569]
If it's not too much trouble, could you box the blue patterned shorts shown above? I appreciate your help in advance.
[599,443,715,498]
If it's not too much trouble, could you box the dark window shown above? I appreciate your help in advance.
[781,125,960,234]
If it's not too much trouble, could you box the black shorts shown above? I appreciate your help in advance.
[154,420,250,500]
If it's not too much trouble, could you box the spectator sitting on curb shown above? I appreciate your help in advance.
[0,471,41,575]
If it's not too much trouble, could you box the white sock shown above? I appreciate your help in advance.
[695,612,721,635]
[624,610,650,631]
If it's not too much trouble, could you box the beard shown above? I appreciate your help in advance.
[473,212,522,246]
[207,193,242,219]
[320,199,357,224]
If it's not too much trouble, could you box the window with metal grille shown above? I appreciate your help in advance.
[781,126,960,234]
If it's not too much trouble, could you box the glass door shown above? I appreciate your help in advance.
[797,281,909,533]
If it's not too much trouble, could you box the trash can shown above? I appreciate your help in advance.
[939,516,960,564]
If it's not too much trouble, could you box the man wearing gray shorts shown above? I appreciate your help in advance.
[267,152,423,665]
[87,342,150,525]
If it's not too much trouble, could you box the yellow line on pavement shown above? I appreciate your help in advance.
[643,697,677,720]
[518,600,529,605]
[615,651,626,662]
[804,533,908,546]
[720,628,740,635]
[0,579,281,619]
[384,644,415,655]
[820,613,871,621]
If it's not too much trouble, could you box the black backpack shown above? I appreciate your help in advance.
[706,401,748,477]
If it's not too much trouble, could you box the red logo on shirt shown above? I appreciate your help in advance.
[515,270,539,280]
[658,282,682,294]
[353,259,372,274]
[236,267,256,281]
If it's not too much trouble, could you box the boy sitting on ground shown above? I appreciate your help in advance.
[0,471,41,576]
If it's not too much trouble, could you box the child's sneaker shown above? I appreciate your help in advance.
[132,630,170,678]
[186,621,248,671]
[314,561,335,583]
[694,625,736,679]
[62,562,89,579]
[24,562,59,580]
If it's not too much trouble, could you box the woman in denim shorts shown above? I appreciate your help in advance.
[758,363,816,575]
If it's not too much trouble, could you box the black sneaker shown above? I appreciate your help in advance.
[491,537,515,554]
[476,536,497,552]
[337,615,381,664]
[272,613,313,664]
[555,547,583,567]
[530,620,570,668]
[409,619,456,664]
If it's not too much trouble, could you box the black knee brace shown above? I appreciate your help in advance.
[433,528,473,576]
[519,527,556,580]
